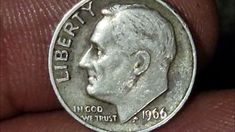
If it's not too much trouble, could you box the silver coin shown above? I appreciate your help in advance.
[48,0,196,131]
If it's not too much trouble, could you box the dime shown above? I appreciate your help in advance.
[48,0,196,131]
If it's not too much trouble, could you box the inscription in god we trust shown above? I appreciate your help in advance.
[72,105,168,123]
[73,105,118,122]
[53,1,95,83]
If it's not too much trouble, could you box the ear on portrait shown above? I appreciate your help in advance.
[133,50,150,76]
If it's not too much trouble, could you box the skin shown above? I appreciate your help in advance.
[0,0,234,131]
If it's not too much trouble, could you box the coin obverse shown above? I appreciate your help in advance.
[48,0,196,131]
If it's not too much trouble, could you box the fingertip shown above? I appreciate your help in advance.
[165,0,219,68]
[158,89,235,131]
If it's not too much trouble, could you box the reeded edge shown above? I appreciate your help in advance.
[141,0,197,132]
[142,0,197,131]
[48,0,197,132]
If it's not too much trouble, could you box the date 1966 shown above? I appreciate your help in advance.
[142,107,168,121]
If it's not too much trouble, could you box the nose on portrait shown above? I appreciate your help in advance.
[79,47,93,68]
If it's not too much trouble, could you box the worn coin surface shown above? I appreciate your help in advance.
[48,0,196,131]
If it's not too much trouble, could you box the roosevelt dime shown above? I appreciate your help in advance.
[48,0,196,131]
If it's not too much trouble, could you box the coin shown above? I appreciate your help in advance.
[48,0,196,131]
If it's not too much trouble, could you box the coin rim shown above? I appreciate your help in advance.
[48,0,197,131]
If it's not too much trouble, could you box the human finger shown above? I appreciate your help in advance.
[0,0,218,120]
[0,90,234,131]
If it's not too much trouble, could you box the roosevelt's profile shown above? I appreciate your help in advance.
[79,4,176,123]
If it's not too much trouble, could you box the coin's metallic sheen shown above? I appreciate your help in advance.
[48,0,196,131]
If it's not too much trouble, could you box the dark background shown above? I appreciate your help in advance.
[195,0,235,90]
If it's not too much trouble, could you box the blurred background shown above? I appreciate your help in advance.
[195,0,235,90]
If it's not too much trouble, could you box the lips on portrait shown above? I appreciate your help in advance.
[88,70,97,85]
[87,70,98,95]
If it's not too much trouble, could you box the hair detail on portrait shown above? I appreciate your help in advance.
[79,4,176,123]
[101,4,147,16]
[103,4,176,67]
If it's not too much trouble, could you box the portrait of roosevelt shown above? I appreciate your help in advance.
[79,4,176,123]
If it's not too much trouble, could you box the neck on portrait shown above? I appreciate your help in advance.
[114,66,169,123]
